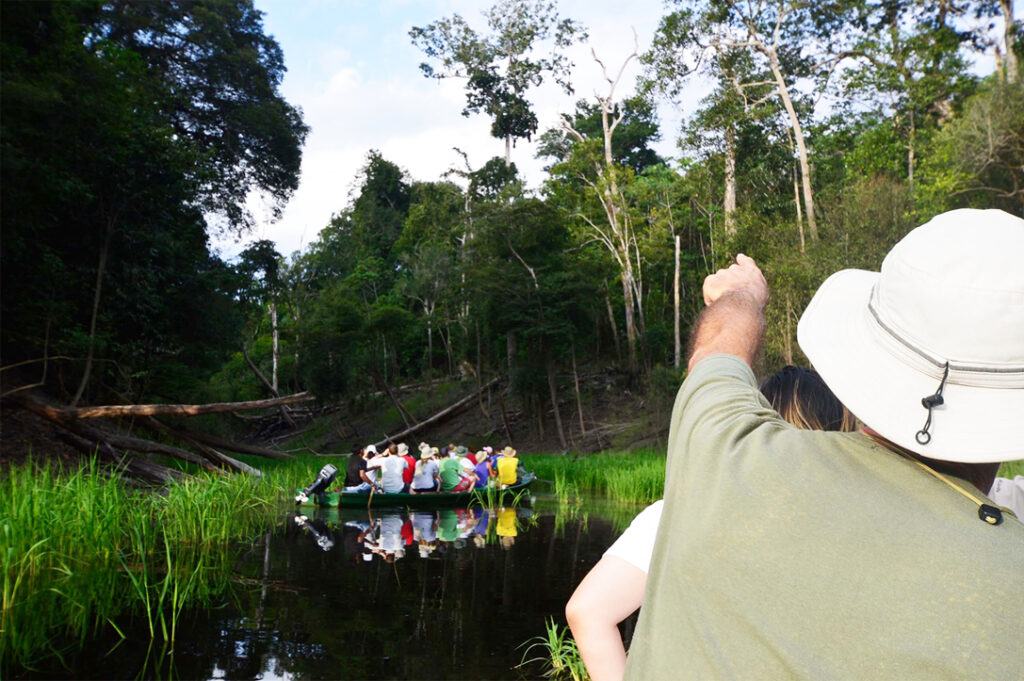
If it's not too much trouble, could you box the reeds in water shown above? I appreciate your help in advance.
[519,617,589,681]
[523,450,666,505]
[0,456,287,672]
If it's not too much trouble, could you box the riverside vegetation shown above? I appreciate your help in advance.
[0,448,668,673]
[0,457,309,673]
[4,450,1019,674]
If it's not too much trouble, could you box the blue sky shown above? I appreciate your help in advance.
[213,1,1020,261]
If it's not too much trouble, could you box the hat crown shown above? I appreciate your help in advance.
[874,209,1024,370]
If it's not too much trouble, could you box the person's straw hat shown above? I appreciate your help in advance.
[398,443,409,456]
[797,208,1024,463]
[420,448,433,459]
[501,446,517,457]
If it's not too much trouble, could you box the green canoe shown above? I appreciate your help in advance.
[296,472,536,508]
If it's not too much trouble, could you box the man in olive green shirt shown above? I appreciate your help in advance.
[625,210,1024,680]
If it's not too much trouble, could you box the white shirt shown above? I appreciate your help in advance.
[989,475,1024,521]
[604,500,663,573]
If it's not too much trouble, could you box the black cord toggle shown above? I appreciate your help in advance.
[915,362,950,445]
[979,504,1004,525]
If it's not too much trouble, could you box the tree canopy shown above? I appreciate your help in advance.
[3,0,1021,460]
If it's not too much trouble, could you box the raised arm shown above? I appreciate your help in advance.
[688,254,769,371]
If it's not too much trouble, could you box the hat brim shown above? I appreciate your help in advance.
[798,270,1024,463]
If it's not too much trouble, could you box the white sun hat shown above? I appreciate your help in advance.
[797,208,1024,463]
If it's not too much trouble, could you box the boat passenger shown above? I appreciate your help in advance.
[455,445,479,486]
[439,451,474,492]
[368,445,409,494]
[363,445,381,491]
[343,444,375,493]
[398,443,417,488]
[411,446,441,493]
[496,446,519,487]
[473,451,493,489]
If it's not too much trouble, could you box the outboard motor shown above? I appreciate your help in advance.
[295,464,338,504]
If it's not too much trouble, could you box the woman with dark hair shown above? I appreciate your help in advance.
[758,365,856,432]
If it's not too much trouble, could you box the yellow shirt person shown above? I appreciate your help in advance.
[495,447,519,486]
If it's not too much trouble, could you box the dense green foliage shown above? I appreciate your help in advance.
[2,0,1021,452]
[1,0,307,405]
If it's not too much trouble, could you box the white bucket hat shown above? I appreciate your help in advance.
[797,208,1024,463]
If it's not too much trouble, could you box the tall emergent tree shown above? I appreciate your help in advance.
[552,39,649,373]
[410,0,586,166]
[646,0,862,240]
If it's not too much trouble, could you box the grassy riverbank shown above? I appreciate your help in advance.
[521,450,665,505]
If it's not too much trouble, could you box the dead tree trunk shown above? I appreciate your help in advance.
[29,391,313,420]
[243,349,297,428]
[547,357,567,451]
[371,367,417,428]
[724,123,737,235]
[372,377,501,450]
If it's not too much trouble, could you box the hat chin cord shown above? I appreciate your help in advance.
[915,362,949,446]
[866,430,1004,526]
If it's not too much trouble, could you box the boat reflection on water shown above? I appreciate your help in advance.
[293,513,335,551]
[292,506,534,561]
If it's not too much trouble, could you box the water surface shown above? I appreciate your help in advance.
[18,496,640,680]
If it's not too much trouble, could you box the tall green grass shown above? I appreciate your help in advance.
[527,451,1024,507]
[0,456,303,673]
[519,617,589,681]
[522,450,666,505]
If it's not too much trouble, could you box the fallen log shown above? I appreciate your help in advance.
[54,425,188,485]
[140,417,263,476]
[173,427,294,460]
[373,377,500,450]
[23,392,314,420]
[7,391,290,479]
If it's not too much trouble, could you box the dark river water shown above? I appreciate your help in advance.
[20,495,640,680]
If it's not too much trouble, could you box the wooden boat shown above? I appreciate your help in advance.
[297,472,536,508]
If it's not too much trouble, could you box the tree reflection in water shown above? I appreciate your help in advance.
[16,501,636,680]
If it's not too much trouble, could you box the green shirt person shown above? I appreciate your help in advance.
[438,456,463,491]
[625,209,1024,680]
